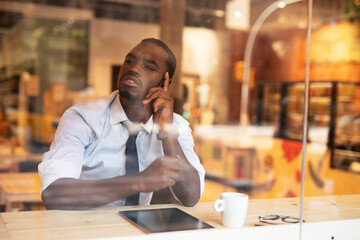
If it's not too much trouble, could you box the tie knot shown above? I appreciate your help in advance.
[127,134,138,144]
[122,120,141,136]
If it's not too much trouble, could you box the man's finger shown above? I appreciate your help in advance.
[163,72,170,92]
[162,157,183,171]
[143,89,162,104]
[153,98,167,112]
[143,93,157,105]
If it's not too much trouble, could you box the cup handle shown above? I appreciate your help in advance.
[213,199,224,213]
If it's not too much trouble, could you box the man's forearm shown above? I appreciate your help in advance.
[41,174,144,210]
[161,138,201,207]
[171,160,201,206]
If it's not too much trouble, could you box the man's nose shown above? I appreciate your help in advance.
[128,63,140,76]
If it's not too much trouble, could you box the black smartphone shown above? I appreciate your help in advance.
[157,76,172,88]
[157,77,165,87]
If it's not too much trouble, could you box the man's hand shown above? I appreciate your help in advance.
[142,72,174,124]
[139,155,183,192]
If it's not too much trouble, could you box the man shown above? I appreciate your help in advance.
[38,38,205,210]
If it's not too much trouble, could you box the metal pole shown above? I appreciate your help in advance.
[299,0,313,239]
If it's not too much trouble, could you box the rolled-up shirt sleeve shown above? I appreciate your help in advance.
[38,109,93,193]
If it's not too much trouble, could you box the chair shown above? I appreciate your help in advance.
[0,138,17,172]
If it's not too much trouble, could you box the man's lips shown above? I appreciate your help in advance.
[120,75,140,87]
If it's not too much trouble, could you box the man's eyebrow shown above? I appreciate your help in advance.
[144,58,159,69]
[125,53,136,59]
[125,53,159,69]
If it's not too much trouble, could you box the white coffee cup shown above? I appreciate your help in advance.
[213,192,248,228]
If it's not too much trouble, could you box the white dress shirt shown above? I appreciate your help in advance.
[38,90,205,207]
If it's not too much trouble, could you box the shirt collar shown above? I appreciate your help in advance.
[109,93,128,125]
[142,115,155,134]
[109,93,155,134]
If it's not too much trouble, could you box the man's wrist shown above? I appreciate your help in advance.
[157,130,179,140]
[156,122,179,140]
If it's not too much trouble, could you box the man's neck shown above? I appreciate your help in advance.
[120,96,152,123]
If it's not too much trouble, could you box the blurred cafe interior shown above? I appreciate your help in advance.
[0,0,360,237]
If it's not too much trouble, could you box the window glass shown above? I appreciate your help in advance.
[0,0,359,238]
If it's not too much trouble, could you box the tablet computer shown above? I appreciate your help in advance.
[119,207,214,233]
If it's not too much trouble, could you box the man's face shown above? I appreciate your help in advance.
[118,42,168,101]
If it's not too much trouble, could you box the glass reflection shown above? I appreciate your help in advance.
[0,0,358,229]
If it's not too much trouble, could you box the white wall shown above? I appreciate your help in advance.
[88,19,159,97]
[183,28,230,124]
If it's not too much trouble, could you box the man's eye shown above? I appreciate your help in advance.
[124,59,134,64]
[145,65,156,71]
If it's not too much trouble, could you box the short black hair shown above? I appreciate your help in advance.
[141,38,177,79]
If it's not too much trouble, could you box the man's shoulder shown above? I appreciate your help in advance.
[173,113,190,126]
[70,91,118,113]
[63,91,119,128]
[172,114,192,136]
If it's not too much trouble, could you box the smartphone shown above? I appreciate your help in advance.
[157,77,172,88]
[157,77,165,87]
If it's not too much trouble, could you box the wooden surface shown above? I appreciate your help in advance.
[0,194,359,240]
[0,173,41,211]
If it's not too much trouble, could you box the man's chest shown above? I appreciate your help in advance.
[81,125,163,178]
